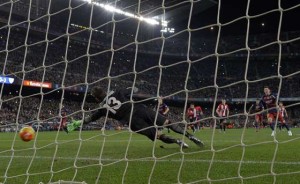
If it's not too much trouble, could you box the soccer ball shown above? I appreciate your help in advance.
[19,126,35,142]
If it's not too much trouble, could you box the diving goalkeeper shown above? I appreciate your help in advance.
[65,86,204,148]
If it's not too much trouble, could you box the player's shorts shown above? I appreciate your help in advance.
[267,112,285,123]
[130,104,167,141]
[188,117,196,124]
[255,114,263,122]
[219,117,227,124]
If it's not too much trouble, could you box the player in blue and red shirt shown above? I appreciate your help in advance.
[158,98,170,116]
[157,98,170,132]
[260,86,292,136]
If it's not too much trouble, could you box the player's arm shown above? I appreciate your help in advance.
[284,108,288,118]
[270,94,277,100]
[186,108,192,120]
[66,108,106,133]
[226,106,229,118]
[123,87,139,97]
[199,107,204,116]
[216,105,220,116]
[248,104,254,114]
[163,105,170,115]
[260,99,267,110]
[83,109,106,124]
[186,108,189,118]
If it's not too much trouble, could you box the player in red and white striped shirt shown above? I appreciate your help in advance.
[216,99,230,132]
[278,102,292,136]
[187,103,197,133]
[195,105,204,131]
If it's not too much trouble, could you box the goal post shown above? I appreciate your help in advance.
[1,0,300,183]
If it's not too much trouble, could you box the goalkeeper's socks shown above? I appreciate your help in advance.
[177,140,189,148]
[159,134,189,148]
[159,134,177,144]
[189,136,204,147]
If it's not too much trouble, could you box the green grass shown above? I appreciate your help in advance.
[1,128,300,184]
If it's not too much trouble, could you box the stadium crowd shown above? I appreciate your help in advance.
[0,18,300,131]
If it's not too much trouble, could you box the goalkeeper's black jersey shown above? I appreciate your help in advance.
[89,88,135,123]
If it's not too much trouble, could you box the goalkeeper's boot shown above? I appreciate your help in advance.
[65,120,82,133]
[189,136,204,147]
[177,140,189,148]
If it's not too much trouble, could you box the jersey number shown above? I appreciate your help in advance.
[103,97,121,114]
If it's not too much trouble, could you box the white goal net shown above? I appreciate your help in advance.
[1,0,300,183]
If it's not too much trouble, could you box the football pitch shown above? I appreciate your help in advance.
[1,128,300,184]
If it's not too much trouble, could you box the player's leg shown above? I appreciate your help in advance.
[164,119,204,147]
[278,115,292,136]
[130,118,189,148]
[132,106,189,148]
[222,119,226,132]
[139,106,204,147]
[278,122,282,132]
[255,115,260,132]
[195,119,200,131]
[188,118,195,133]
[218,118,223,133]
[151,111,204,147]
[259,115,264,130]
[60,117,67,131]
[267,113,275,136]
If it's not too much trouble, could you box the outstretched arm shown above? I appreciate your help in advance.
[123,87,139,96]
[83,109,106,124]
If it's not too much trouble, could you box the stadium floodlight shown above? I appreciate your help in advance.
[82,0,159,25]
[160,27,175,34]
[161,20,168,27]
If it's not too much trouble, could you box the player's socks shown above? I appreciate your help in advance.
[282,123,290,131]
[189,136,204,147]
[270,122,275,131]
[159,134,178,144]
[168,121,204,147]
[168,122,189,136]
[282,123,292,136]
[192,126,196,133]
[177,140,189,148]
[159,134,189,148]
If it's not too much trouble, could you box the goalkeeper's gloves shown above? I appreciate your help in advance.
[65,119,82,133]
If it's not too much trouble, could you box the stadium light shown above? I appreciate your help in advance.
[82,0,159,25]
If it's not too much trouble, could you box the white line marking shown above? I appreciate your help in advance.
[0,155,298,165]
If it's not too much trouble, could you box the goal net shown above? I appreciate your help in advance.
[1,0,300,183]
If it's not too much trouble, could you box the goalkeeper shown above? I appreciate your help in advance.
[65,86,204,148]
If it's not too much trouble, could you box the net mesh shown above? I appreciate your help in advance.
[0,0,300,183]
